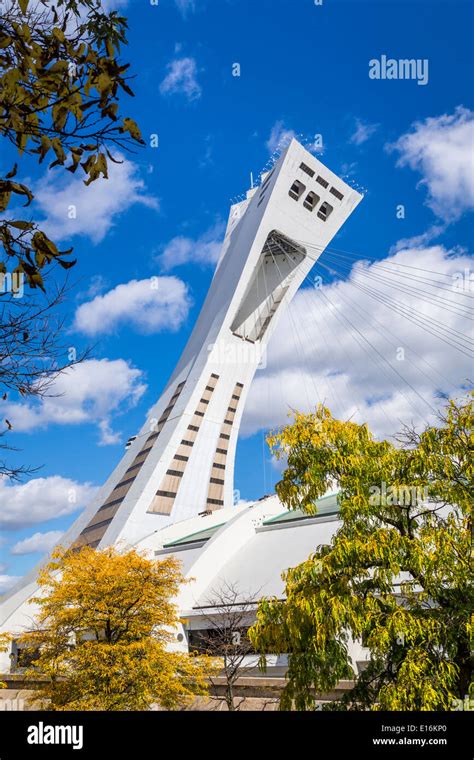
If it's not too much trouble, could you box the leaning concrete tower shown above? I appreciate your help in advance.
[0,139,362,642]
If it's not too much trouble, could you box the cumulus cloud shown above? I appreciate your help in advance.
[4,359,147,445]
[350,118,379,146]
[156,222,225,271]
[73,277,192,336]
[388,106,474,222]
[0,476,97,530]
[160,57,201,101]
[0,575,20,594]
[34,157,159,244]
[241,244,473,441]
[11,530,65,555]
[389,224,446,254]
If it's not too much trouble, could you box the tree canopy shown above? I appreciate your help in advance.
[1,0,143,291]
[15,546,215,710]
[250,394,473,710]
[0,0,144,478]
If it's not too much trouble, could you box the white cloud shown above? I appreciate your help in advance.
[266,121,323,155]
[340,161,358,179]
[389,224,446,254]
[4,0,130,35]
[35,156,159,244]
[101,0,129,9]
[0,476,97,530]
[4,359,147,445]
[79,274,108,301]
[73,277,192,336]
[160,57,201,102]
[234,499,256,509]
[97,419,122,446]
[156,222,224,271]
[0,575,20,594]
[350,118,379,146]
[241,244,473,442]
[11,530,65,555]
[388,106,474,222]
[266,121,297,154]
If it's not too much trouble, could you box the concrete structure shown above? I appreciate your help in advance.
[147,491,369,672]
[1,493,370,705]
[0,139,362,676]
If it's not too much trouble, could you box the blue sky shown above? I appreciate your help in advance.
[1,0,473,587]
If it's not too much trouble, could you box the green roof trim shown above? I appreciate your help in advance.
[163,522,226,548]
[262,493,340,526]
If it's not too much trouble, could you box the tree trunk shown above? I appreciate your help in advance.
[225,682,235,711]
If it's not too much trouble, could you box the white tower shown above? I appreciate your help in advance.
[0,139,362,644]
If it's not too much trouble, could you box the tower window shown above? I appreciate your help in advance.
[330,186,344,201]
[316,175,329,189]
[303,191,320,211]
[299,162,315,178]
[317,201,334,221]
[289,179,306,200]
[260,168,274,191]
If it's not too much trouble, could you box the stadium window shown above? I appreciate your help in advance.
[317,201,334,221]
[330,186,344,201]
[303,191,320,212]
[299,162,315,178]
[289,179,306,201]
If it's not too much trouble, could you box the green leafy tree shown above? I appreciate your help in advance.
[0,0,144,291]
[0,0,143,477]
[250,394,473,710]
[12,546,216,711]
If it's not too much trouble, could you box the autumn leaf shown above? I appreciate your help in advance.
[7,221,34,230]
[0,1,142,294]
[120,116,144,143]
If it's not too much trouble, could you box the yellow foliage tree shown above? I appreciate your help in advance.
[13,546,215,710]
[0,633,10,688]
